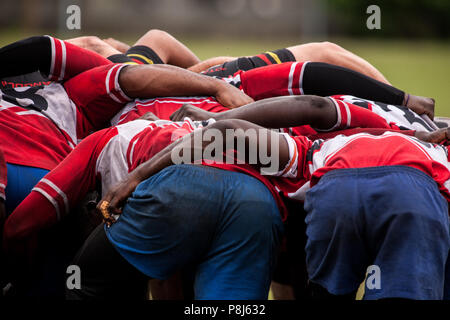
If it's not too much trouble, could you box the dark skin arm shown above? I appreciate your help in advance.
[170,95,450,144]
[98,119,290,222]
[119,64,254,109]
[171,95,338,130]
[99,96,450,221]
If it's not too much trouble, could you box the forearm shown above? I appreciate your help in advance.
[120,64,228,98]
[119,64,253,109]
[212,95,337,130]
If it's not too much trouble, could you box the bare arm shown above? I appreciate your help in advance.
[98,119,290,221]
[119,64,254,109]
[65,36,122,57]
[170,95,449,144]
[102,37,131,53]
[171,95,337,130]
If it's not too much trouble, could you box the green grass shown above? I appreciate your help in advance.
[1,30,449,116]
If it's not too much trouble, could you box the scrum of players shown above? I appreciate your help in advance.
[0,29,448,300]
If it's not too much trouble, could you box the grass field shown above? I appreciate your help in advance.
[1,31,449,116]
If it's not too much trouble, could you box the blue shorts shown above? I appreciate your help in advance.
[304,165,450,300]
[5,163,49,215]
[105,164,284,300]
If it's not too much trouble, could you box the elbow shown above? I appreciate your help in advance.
[310,96,334,110]
[292,95,333,111]
[294,95,336,129]
[118,65,152,98]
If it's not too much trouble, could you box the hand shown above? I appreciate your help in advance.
[138,112,160,121]
[405,95,435,120]
[170,104,215,122]
[415,127,450,145]
[97,177,141,226]
[214,82,254,109]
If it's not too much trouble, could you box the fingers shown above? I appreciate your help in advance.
[170,104,193,121]
[138,112,159,121]
[97,200,115,227]
[96,184,130,226]
[170,104,211,122]
[421,128,450,145]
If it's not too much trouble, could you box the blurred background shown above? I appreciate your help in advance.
[0,0,449,115]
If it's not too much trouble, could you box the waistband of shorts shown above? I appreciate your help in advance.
[320,165,436,185]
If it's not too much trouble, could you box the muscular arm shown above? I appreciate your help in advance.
[119,64,254,109]
[172,95,338,130]
[99,119,290,219]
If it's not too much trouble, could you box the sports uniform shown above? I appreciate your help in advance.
[108,45,164,65]
[0,148,6,202]
[6,118,284,300]
[272,132,450,299]
[0,36,131,214]
[114,61,424,143]
[201,48,295,77]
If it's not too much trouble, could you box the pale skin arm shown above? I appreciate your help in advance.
[102,37,131,53]
[286,42,390,84]
[65,36,122,57]
[67,32,389,85]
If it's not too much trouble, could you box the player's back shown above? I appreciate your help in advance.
[0,85,76,170]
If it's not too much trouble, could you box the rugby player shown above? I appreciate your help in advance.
[0,35,251,214]
[114,61,435,131]
[97,100,450,300]
[5,94,447,299]
[69,28,389,83]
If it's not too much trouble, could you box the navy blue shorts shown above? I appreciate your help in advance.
[105,164,284,300]
[304,166,450,300]
[5,163,49,215]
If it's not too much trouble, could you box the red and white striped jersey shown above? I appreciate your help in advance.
[0,63,129,170]
[274,132,450,202]
[112,62,311,126]
[113,62,432,141]
[112,96,228,126]
[286,95,433,137]
[332,95,435,132]
[9,118,210,225]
